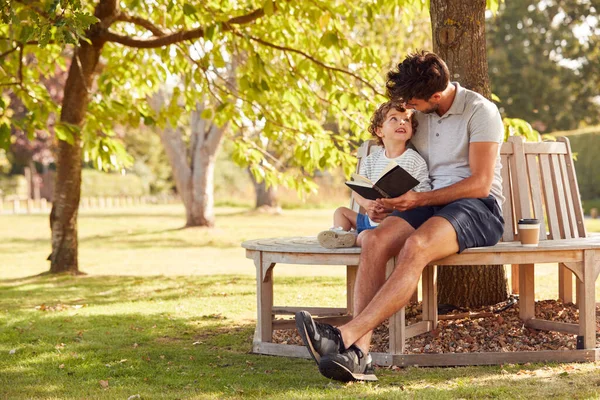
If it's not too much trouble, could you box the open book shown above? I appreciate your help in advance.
[345,161,420,200]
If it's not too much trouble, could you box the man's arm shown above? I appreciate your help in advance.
[377,141,499,211]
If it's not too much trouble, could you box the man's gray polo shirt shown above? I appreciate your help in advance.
[410,82,505,206]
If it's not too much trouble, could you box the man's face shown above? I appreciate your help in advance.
[405,98,438,114]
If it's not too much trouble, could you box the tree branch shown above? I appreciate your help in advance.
[103,7,265,48]
[232,31,383,96]
[115,13,165,37]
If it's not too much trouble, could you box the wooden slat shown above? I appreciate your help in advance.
[559,154,578,238]
[272,315,352,330]
[271,306,347,316]
[379,349,600,367]
[525,154,547,240]
[550,153,573,239]
[559,137,587,238]
[500,153,515,241]
[524,142,569,154]
[508,137,531,229]
[525,318,579,334]
[405,321,433,339]
[253,344,600,367]
[433,249,583,266]
[539,154,561,239]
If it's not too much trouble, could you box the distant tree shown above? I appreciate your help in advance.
[487,0,600,132]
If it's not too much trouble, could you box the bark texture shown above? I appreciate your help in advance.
[49,0,117,273]
[430,0,509,307]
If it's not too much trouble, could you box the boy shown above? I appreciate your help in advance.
[317,100,431,249]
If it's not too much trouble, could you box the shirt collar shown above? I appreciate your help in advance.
[444,82,467,116]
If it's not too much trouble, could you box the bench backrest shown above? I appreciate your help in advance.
[503,136,586,242]
[351,136,586,242]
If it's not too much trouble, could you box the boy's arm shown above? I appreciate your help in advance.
[377,142,498,211]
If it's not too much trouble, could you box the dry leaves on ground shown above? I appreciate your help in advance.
[273,300,600,354]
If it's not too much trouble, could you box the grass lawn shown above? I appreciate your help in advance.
[1,205,600,399]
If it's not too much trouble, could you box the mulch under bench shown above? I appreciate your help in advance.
[273,300,600,354]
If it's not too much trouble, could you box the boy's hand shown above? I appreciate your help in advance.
[376,191,421,212]
[365,200,391,222]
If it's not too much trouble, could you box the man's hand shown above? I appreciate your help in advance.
[376,190,422,212]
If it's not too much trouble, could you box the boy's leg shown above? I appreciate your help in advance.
[333,207,358,231]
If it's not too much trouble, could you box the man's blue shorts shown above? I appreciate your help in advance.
[390,195,504,253]
[356,213,377,233]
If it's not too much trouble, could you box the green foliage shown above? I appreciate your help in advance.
[121,126,174,194]
[502,117,541,142]
[566,132,600,201]
[2,0,432,194]
[487,1,600,133]
[80,169,148,197]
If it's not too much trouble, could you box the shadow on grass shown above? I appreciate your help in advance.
[0,275,257,309]
[1,275,600,398]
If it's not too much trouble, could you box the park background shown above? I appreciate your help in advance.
[1,0,600,399]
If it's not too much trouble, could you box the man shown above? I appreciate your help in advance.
[295,51,505,382]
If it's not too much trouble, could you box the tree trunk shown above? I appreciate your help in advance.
[430,0,508,307]
[249,171,279,209]
[49,1,114,273]
[152,95,227,228]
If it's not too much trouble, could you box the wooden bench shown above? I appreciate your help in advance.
[242,136,600,366]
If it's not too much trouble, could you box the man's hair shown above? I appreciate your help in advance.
[368,100,418,147]
[386,51,450,101]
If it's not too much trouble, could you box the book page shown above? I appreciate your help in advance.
[345,179,371,188]
[350,173,373,185]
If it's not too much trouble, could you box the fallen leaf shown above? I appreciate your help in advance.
[59,364,65,369]
[99,380,109,389]
[127,395,141,400]
[9,349,16,355]
[119,359,128,363]
[133,343,138,348]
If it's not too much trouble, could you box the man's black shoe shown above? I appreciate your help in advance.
[318,345,378,382]
[295,310,345,365]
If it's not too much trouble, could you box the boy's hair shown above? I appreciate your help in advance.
[368,100,418,147]
[385,51,450,101]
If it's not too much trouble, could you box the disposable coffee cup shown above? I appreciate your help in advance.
[518,218,540,247]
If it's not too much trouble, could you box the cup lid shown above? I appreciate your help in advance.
[518,218,539,224]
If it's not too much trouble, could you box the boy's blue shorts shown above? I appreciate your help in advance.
[356,213,377,233]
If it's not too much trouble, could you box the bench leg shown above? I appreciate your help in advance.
[511,264,519,294]
[558,263,574,304]
[578,250,597,349]
[421,265,438,330]
[346,265,358,316]
[386,258,406,354]
[518,263,535,321]
[253,252,275,344]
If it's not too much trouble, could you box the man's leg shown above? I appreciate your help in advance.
[352,216,415,351]
[339,216,460,350]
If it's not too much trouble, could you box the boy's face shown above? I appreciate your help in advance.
[376,109,413,145]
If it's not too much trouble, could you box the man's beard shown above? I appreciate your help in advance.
[422,102,439,114]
